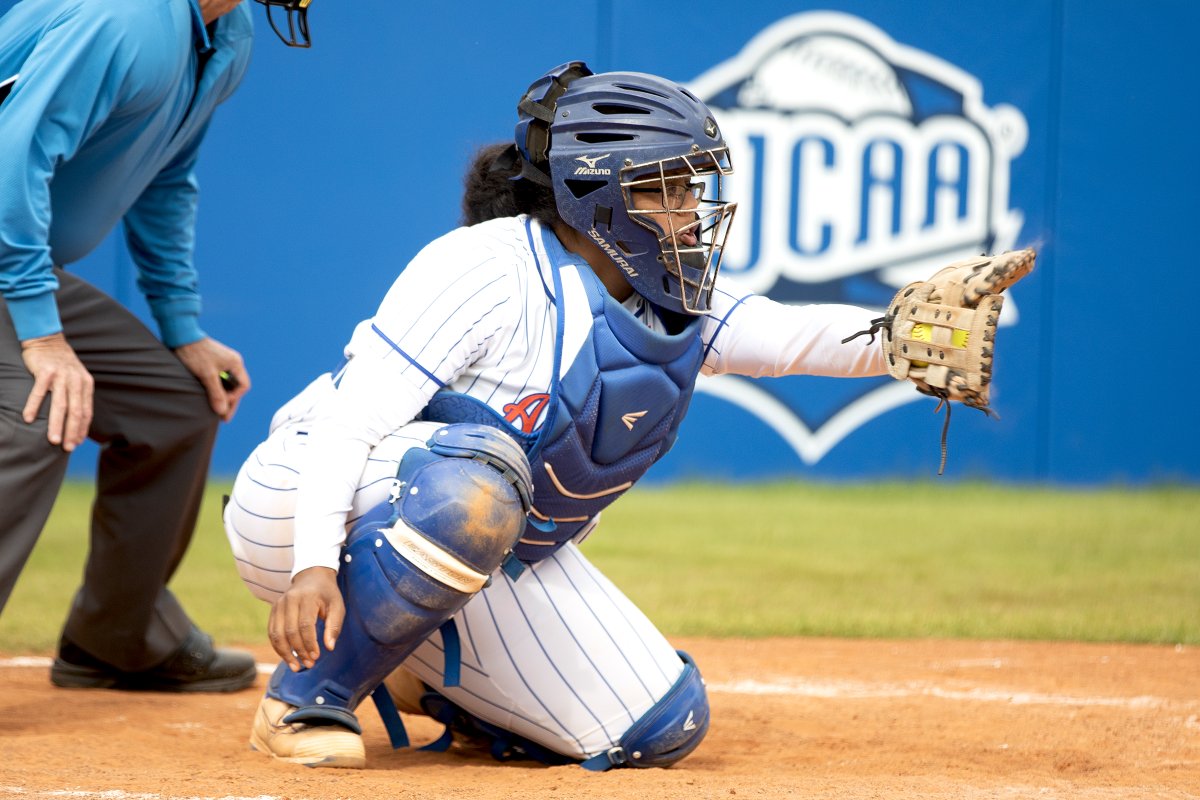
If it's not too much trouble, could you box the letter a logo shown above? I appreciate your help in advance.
[503,393,551,434]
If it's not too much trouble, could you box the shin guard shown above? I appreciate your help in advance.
[268,424,533,729]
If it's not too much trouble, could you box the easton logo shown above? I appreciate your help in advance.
[503,393,551,434]
[574,154,612,175]
[621,410,647,431]
[683,710,697,731]
[684,12,1030,466]
[588,229,638,277]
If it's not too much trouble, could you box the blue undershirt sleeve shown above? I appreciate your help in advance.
[124,122,209,349]
[0,6,128,341]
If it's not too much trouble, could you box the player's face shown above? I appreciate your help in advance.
[626,171,703,248]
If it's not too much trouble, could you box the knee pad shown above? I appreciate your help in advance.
[269,424,533,724]
[581,651,710,770]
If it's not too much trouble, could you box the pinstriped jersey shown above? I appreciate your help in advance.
[288,215,887,574]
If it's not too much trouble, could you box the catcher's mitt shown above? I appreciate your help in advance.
[844,248,1036,471]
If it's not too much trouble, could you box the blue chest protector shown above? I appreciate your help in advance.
[423,221,705,563]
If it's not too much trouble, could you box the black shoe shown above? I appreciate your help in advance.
[50,627,257,693]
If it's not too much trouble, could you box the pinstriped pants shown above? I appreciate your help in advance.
[226,404,686,759]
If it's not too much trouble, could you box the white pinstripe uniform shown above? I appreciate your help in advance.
[224,214,885,759]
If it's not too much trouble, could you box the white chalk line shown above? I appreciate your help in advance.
[0,657,1176,710]
[705,677,1166,708]
[1,791,280,800]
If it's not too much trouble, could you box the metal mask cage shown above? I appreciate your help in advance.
[620,146,737,314]
[254,0,312,48]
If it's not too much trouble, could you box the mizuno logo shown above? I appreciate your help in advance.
[574,153,612,175]
[588,229,638,277]
[683,710,697,731]
[575,153,610,169]
[621,411,647,431]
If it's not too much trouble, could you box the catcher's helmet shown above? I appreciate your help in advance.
[253,0,313,47]
[515,62,737,315]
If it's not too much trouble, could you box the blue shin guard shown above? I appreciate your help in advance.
[268,424,533,731]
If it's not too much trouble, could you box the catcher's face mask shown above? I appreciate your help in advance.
[253,0,313,47]
[621,149,737,315]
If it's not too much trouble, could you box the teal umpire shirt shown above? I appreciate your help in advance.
[0,0,253,347]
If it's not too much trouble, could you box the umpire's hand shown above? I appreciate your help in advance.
[20,332,93,451]
[269,566,345,672]
[173,336,251,422]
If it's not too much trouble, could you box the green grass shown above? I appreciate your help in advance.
[1,480,1197,653]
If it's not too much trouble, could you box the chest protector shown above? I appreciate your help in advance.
[423,247,705,563]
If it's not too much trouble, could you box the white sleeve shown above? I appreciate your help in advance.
[700,277,889,378]
[290,231,523,576]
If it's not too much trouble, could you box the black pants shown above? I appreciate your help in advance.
[0,271,219,670]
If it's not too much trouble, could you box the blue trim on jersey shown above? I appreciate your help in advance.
[371,323,446,388]
[701,288,753,365]
[528,217,556,303]
[525,218,568,463]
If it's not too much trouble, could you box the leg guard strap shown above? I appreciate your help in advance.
[281,697,364,735]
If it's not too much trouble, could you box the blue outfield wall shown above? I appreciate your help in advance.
[39,0,1197,483]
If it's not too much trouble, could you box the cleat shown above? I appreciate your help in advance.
[249,696,366,768]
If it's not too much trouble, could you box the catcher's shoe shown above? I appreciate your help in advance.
[249,696,366,769]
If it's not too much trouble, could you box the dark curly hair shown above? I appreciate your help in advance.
[461,143,560,228]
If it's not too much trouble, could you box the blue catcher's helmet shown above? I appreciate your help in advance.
[514,62,737,315]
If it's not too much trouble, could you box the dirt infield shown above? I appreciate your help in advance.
[1,638,1196,800]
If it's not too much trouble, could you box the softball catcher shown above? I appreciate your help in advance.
[224,60,1033,769]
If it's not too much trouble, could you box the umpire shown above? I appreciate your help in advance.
[0,0,308,691]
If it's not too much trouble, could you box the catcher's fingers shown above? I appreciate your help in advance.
[267,601,301,671]
[272,594,317,671]
[271,567,342,670]
[293,595,323,669]
[323,594,344,653]
[269,591,313,671]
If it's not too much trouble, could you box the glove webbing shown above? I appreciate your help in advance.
[842,317,956,475]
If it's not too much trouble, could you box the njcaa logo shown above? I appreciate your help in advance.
[574,154,612,175]
[687,12,1030,464]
